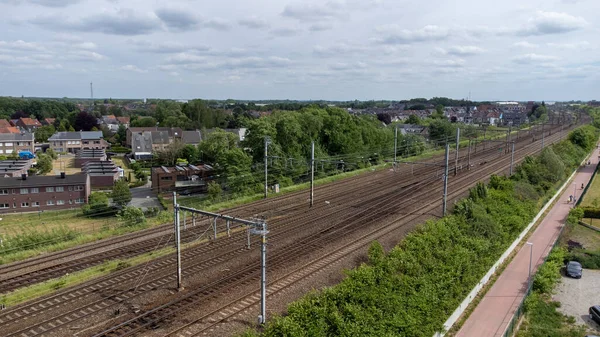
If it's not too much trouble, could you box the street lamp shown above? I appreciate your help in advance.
[526,242,533,291]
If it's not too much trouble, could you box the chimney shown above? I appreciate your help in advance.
[60,172,66,179]
[21,173,26,180]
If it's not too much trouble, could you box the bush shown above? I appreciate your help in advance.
[82,192,114,217]
[0,226,80,255]
[117,206,146,228]
[207,181,222,201]
[111,180,132,207]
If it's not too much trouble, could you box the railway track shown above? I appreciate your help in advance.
[93,126,569,337]
[0,124,570,337]
[0,125,544,293]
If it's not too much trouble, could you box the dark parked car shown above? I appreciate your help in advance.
[589,305,600,325]
[566,261,583,278]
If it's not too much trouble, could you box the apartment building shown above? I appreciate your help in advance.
[0,133,35,155]
[49,131,108,153]
[0,173,90,213]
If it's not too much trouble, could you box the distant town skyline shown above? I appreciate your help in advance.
[0,0,598,101]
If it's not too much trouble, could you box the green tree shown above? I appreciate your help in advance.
[35,154,53,174]
[428,119,455,142]
[82,192,111,217]
[207,181,222,201]
[181,145,198,163]
[406,114,421,125]
[45,148,58,160]
[116,124,127,145]
[117,206,146,227]
[111,180,132,207]
[34,125,56,142]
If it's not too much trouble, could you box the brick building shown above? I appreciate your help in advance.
[15,118,42,133]
[81,161,120,188]
[49,131,108,153]
[151,164,212,194]
[0,173,90,213]
[0,132,35,155]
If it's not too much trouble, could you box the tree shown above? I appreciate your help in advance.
[34,125,56,143]
[74,111,99,131]
[406,114,421,125]
[376,113,392,125]
[82,192,111,217]
[156,140,185,166]
[46,148,58,160]
[207,181,222,201]
[111,180,132,207]
[181,145,199,163]
[36,154,53,174]
[116,124,127,144]
[428,119,455,142]
[117,206,146,227]
[131,117,157,127]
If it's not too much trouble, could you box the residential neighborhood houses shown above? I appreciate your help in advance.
[0,99,571,213]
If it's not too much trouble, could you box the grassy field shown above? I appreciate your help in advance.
[580,169,600,208]
[563,222,600,251]
[46,155,79,176]
[111,156,137,183]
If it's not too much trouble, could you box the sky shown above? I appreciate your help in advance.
[0,0,598,101]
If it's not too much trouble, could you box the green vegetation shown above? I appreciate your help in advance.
[239,126,597,337]
[0,226,80,257]
[517,249,585,337]
[111,180,132,207]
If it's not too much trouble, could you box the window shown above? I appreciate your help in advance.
[68,186,73,191]
[17,142,21,146]
[46,200,54,206]
[56,186,64,192]
[74,186,84,191]
[32,201,39,207]
[75,141,80,145]
[57,200,65,205]
[75,198,84,204]
[20,188,28,194]
[6,150,13,154]
[0,150,4,154]
[161,176,173,181]
[5,142,12,146]
[67,141,72,145]
[30,188,39,193]
[0,189,8,195]
[21,202,29,207]
[46,187,54,192]
[13,202,15,208]
[0,203,9,209]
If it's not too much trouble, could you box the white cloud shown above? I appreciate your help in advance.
[0,40,45,52]
[546,41,591,49]
[434,59,466,68]
[446,46,485,56]
[513,41,538,48]
[375,25,449,44]
[238,17,269,29]
[121,64,147,73]
[512,53,560,63]
[517,11,588,36]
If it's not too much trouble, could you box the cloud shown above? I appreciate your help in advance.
[30,10,161,35]
[446,45,484,56]
[162,56,292,71]
[329,61,367,71]
[6,0,81,7]
[282,1,343,22]
[434,59,466,68]
[67,50,107,61]
[270,27,301,37]
[313,42,367,57]
[238,17,269,29]
[166,53,206,64]
[546,41,591,49]
[517,11,587,36]
[309,23,333,32]
[0,40,45,52]
[204,18,231,31]
[155,8,200,31]
[512,53,559,64]
[375,25,449,44]
[131,40,210,54]
[121,65,147,73]
[513,41,538,48]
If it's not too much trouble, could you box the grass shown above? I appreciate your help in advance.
[580,167,600,208]
[112,156,137,183]
[0,246,173,306]
[46,155,79,176]
[562,221,600,251]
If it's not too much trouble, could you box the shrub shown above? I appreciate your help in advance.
[117,206,146,228]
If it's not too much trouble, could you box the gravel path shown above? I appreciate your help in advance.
[554,269,600,331]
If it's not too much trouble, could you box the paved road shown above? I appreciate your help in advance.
[455,145,599,337]
[129,180,161,210]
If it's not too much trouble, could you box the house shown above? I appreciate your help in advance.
[81,161,120,188]
[41,118,56,126]
[48,131,108,154]
[0,132,35,155]
[0,126,21,134]
[116,117,130,127]
[151,164,212,194]
[15,118,42,132]
[126,127,182,148]
[0,120,12,128]
[502,112,528,127]
[151,131,170,152]
[74,149,107,168]
[0,173,90,214]
[0,159,34,177]
[181,130,202,146]
[397,124,428,136]
[131,132,153,160]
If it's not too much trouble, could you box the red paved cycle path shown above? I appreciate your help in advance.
[455,147,599,337]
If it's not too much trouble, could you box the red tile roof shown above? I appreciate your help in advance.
[44,118,56,125]
[0,120,11,128]
[116,117,130,124]
[0,127,21,134]
[19,117,41,126]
